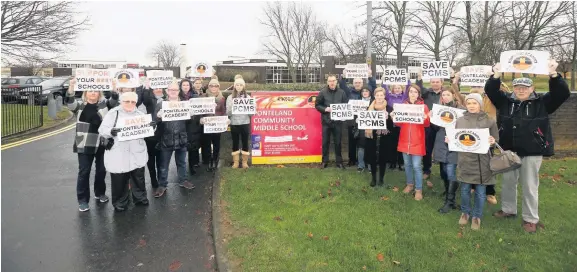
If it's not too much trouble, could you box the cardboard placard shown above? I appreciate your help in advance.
[191,62,212,78]
[382,69,408,85]
[111,69,141,88]
[74,68,113,91]
[330,103,354,121]
[430,104,466,128]
[190,97,216,115]
[203,116,229,133]
[421,61,450,79]
[161,101,191,121]
[392,104,425,124]
[500,50,550,75]
[446,128,490,154]
[348,100,370,115]
[459,65,492,87]
[147,70,174,89]
[357,111,387,130]
[232,98,256,114]
[344,63,369,79]
[116,114,154,142]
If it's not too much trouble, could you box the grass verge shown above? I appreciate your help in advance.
[219,159,577,271]
[2,104,71,137]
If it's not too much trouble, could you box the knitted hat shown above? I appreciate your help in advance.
[465,93,483,108]
[208,78,220,86]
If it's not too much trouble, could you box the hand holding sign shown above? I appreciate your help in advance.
[492,63,501,79]
[549,59,558,76]
[111,128,121,137]
[489,136,495,145]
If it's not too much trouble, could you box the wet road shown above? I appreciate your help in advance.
[1,128,216,272]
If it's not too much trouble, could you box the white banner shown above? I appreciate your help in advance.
[232,98,256,114]
[421,61,450,79]
[344,63,369,79]
[500,50,550,75]
[357,111,387,130]
[203,116,229,133]
[460,65,492,87]
[190,97,216,115]
[382,69,408,85]
[330,103,354,121]
[447,128,490,154]
[74,69,113,91]
[111,69,141,88]
[161,101,191,121]
[147,70,174,89]
[392,104,425,124]
[117,114,154,142]
[348,100,370,115]
[191,62,213,78]
[430,104,466,128]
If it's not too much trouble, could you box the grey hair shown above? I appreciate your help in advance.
[120,91,138,102]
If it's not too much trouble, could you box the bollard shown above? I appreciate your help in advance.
[56,95,62,111]
[47,94,57,120]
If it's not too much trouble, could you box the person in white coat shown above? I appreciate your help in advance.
[99,92,151,212]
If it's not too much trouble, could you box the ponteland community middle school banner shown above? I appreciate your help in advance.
[250,91,321,164]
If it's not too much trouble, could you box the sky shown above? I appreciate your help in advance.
[66,1,367,66]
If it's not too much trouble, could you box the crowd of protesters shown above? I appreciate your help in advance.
[67,58,570,233]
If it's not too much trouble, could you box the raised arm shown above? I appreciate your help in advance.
[542,60,571,114]
[66,78,81,113]
[484,63,508,109]
[339,76,351,99]
[368,76,377,93]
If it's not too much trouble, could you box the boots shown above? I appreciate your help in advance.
[439,181,459,213]
[370,170,377,187]
[441,179,449,197]
[231,151,240,168]
[241,151,250,169]
[377,164,386,187]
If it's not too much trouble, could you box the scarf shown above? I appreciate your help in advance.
[365,99,388,139]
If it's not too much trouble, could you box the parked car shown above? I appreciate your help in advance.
[1,76,48,102]
[21,76,72,105]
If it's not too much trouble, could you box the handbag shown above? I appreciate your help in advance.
[490,143,522,175]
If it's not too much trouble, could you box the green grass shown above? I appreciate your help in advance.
[1,104,71,137]
[219,159,577,272]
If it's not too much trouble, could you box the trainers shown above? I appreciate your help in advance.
[94,195,109,203]
[78,203,90,212]
[459,213,469,225]
[426,181,434,188]
[179,181,195,190]
[486,195,498,205]
[493,210,516,219]
[471,217,481,230]
[414,190,423,201]
[154,187,167,198]
[402,184,414,194]
[357,168,363,173]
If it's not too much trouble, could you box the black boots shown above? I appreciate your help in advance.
[370,163,386,188]
[207,154,220,172]
[441,179,449,197]
[377,165,386,187]
[370,166,377,187]
[439,181,459,213]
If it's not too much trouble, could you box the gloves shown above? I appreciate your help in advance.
[110,91,119,100]
[111,128,121,137]
[149,121,157,129]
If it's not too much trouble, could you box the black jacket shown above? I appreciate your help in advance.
[154,100,191,150]
[315,85,349,124]
[484,74,570,157]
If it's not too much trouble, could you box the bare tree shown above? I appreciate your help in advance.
[409,1,457,61]
[288,4,323,83]
[260,2,297,83]
[149,41,182,68]
[1,1,90,64]
[325,26,367,63]
[373,1,415,65]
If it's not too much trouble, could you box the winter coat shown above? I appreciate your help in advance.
[186,97,205,150]
[338,77,377,99]
[416,79,446,111]
[315,85,349,125]
[433,102,465,164]
[66,92,119,154]
[484,74,570,157]
[98,107,149,174]
[395,98,430,156]
[454,111,499,185]
[383,79,410,107]
[226,92,252,126]
[154,99,191,150]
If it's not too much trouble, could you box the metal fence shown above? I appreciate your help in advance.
[1,86,44,138]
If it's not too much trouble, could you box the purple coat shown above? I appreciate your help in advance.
[383,80,411,127]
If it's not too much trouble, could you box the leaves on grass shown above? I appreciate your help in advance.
[475,244,481,249]
[330,182,335,187]
[376,253,385,262]
[447,250,454,258]
[273,216,283,221]
[335,180,341,187]
[322,236,329,240]
[328,189,332,197]
[362,265,367,270]
[276,165,285,168]
[307,232,313,239]
[457,232,463,238]
[552,174,564,182]
[392,260,401,265]
[392,186,399,192]
[169,260,182,271]
[304,220,309,224]
[380,196,390,201]
[362,187,368,194]
[320,193,325,199]
[558,167,566,172]
[567,180,576,186]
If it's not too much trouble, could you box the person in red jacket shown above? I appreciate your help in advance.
[392,84,430,201]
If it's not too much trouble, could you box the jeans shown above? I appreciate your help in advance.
[231,124,250,152]
[461,183,486,219]
[357,147,365,169]
[158,147,188,188]
[440,163,457,182]
[77,147,106,204]
[402,153,423,190]
[322,122,343,163]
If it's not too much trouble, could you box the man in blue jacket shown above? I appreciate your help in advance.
[486,60,570,233]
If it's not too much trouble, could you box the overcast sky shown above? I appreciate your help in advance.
[66,1,367,65]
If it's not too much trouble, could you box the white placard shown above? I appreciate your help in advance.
[190,97,216,115]
[110,69,141,88]
[500,50,550,75]
[430,104,466,128]
[460,66,492,87]
[74,68,113,91]
[161,101,191,121]
[232,98,256,114]
[203,116,229,133]
[447,128,490,154]
[348,100,370,115]
[330,103,354,121]
[392,104,425,124]
[344,63,369,79]
[191,62,213,78]
[382,69,408,85]
[421,61,450,79]
[358,111,387,130]
[116,114,154,142]
[147,70,174,89]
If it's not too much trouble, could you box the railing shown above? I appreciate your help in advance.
[1,86,44,138]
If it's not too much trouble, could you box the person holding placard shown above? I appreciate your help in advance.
[391,85,430,201]
[192,78,213,168]
[98,92,151,212]
[383,80,410,171]
[66,77,119,212]
[315,75,349,169]
[355,88,373,173]
[200,78,228,172]
[155,83,196,197]
[450,93,498,230]
[363,88,394,187]
[226,78,252,169]
[486,61,570,233]
[140,80,166,191]
[434,88,465,214]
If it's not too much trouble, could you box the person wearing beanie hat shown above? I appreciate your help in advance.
[200,78,228,171]
[450,91,499,230]
[226,77,252,169]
